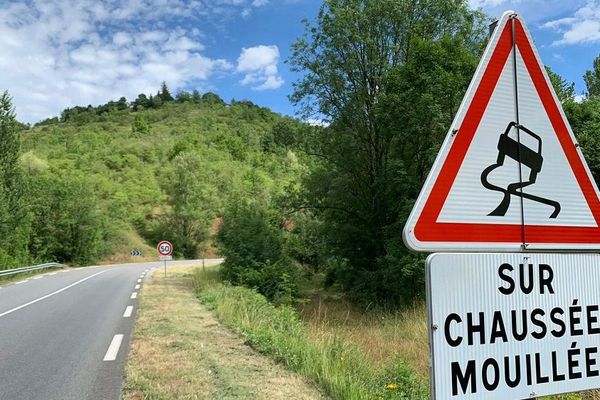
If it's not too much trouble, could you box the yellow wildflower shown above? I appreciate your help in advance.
[385,383,398,390]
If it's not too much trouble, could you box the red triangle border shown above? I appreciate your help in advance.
[413,19,600,246]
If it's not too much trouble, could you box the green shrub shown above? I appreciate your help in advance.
[218,200,301,303]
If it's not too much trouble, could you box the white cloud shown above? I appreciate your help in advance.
[236,45,284,90]
[241,0,269,18]
[468,0,512,9]
[0,0,252,123]
[543,1,600,46]
[306,118,330,128]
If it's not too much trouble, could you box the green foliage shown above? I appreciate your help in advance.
[288,0,486,306]
[564,97,600,181]
[159,81,174,102]
[132,114,149,135]
[28,172,108,265]
[193,269,428,400]
[19,84,305,269]
[546,66,576,104]
[218,200,300,303]
[0,92,30,268]
[159,152,219,258]
[584,54,600,97]
[201,92,225,105]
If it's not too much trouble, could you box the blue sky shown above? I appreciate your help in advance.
[1,0,600,123]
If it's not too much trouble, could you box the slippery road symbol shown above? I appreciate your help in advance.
[480,121,561,218]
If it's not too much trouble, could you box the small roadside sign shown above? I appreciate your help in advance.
[403,10,600,252]
[157,240,173,256]
[130,250,142,256]
[427,253,600,399]
[157,240,173,277]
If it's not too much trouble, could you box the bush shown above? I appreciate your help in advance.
[28,172,108,265]
[218,201,301,303]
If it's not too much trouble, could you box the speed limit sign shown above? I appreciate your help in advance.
[157,240,173,256]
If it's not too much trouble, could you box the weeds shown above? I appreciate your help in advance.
[193,268,428,400]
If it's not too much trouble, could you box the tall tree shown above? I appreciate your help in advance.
[160,81,174,102]
[546,66,575,104]
[0,91,29,267]
[164,153,218,258]
[584,55,600,97]
[289,0,487,304]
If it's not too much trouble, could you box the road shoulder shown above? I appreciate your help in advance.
[123,265,327,400]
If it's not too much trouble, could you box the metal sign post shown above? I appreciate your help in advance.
[157,241,173,277]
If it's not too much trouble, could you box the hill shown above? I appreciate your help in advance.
[15,94,306,266]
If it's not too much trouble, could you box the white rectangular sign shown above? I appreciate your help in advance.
[427,253,600,399]
[159,255,172,261]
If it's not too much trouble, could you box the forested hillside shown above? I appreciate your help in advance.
[1,89,309,272]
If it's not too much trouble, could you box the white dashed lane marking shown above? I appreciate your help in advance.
[123,306,133,318]
[0,271,107,319]
[103,334,124,361]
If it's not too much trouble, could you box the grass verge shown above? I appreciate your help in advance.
[194,268,600,400]
[123,265,326,400]
[193,268,427,400]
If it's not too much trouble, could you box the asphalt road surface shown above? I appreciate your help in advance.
[0,259,218,400]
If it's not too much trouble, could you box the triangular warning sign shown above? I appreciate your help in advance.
[403,10,600,252]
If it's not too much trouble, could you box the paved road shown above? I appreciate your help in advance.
[0,259,219,400]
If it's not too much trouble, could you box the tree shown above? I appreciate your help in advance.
[28,172,107,265]
[584,54,600,97]
[0,91,30,267]
[132,114,149,135]
[133,93,150,110]
[201,92,225,105]
[150,94,163,108]
[545,66,575,104]
[289,0,487,305]
[218,199,300,304]
[163,153,218,258]
[192,90,202,103]
[160,81,174,102]
[175,90,192,103]
[117,96,128,110]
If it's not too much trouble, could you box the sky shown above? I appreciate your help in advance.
[1,0,600,123]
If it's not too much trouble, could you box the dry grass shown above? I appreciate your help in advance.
[299,296,600,400]
[123,265,327,400]
[299,297,429,377]
[100,230,157,264]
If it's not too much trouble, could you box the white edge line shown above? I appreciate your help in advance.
[137,279,141,283]
[135,284,140,289]
[103,334,124,361]
[0,270,107,319]
[123,306,133,318]
[131,292,137,299]
[15,280,28,285]
[32,276,43,280]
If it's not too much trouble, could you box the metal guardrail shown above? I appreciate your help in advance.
[0,262,64,278]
